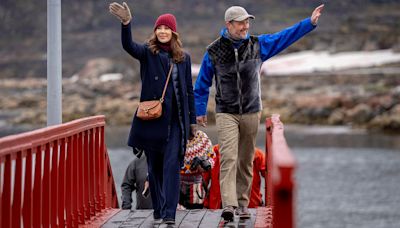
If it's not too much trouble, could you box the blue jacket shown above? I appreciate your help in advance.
[194,17,316,116]
[121,23,196,152]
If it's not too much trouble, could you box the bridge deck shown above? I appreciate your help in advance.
[101,207,272,227]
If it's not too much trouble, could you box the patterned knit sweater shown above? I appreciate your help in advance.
[180,130,215,175]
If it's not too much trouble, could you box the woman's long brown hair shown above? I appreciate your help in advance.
[148,31,185,63]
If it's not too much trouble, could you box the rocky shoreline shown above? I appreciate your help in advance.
[260,71,400,133]
[1,58,399,134]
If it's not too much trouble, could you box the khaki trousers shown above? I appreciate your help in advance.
[216,112,260,208]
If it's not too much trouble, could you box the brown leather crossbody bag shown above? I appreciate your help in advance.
[136,63,173,120]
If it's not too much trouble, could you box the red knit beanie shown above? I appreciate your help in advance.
[154,14,177,32]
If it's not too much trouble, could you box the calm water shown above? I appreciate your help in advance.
[294,147,400,228]
[2,123,399,227]
[105,125,400,227]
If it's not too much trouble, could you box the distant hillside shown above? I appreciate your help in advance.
[1,0,399,78]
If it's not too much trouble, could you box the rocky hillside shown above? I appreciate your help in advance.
[1,0,400,133]
[1,58,399,133]
[1,0,400,79]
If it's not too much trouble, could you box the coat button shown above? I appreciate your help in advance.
[155,76,159,80]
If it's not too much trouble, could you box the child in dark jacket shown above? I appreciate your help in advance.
[121,154,152,210]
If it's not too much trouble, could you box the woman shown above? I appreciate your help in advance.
[109,2,196,225]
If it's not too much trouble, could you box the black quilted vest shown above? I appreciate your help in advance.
[207,35,262,114]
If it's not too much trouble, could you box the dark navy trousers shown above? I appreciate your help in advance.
[145,121,181,220]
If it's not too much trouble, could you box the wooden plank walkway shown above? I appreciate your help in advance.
[102,207,272,227]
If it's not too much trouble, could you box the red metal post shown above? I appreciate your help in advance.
[2,155,11,228]
[51,140,59,227]
[83,130,90,220]
[43,143,51,228]
[58,138,66,227]
[12,152,22,228]
[100,126,106,209]
[72,134,78,227]
[66,136,73,227]
[94,127,100,212]
[89,129,96,216]
[33,146,43,228]
[78,132,85,224]
[22,149,33,227]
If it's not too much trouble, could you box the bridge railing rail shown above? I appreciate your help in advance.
[0,115,119,228]
[265,114,297,228]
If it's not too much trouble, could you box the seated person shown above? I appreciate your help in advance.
[179,130,215,209]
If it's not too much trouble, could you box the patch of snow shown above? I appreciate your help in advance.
[69,74,79,83]
[262,49,400,75]
[285,125,367,135]
[100,73,123,82]
[191,49,400,76]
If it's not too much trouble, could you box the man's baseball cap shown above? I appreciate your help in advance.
[225,6,255,22]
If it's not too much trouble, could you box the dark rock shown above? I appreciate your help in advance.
[346,104,374,124]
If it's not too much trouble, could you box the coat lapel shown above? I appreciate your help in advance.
[157,53,169,76]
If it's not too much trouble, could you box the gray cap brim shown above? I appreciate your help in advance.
[232,14,255,21]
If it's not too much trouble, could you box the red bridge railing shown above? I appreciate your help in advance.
[259,114,296,228]
[0,115,119,228]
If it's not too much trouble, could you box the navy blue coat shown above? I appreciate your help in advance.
[121,23,196,154]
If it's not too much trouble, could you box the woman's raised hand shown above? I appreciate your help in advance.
[109,2,132,25]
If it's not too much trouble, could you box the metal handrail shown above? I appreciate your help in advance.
[265,114,297,228]
[0,115,119,227]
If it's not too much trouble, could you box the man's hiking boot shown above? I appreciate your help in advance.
[221,206,235,222]
[236,206,251,219]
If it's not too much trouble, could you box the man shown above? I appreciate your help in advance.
[202,145,266,209]
[194,5,324,221]
[121,154,152,210]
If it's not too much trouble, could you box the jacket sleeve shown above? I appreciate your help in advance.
[256,148,266,178]
[121,161,136,209]
[258,17,316,61]
[185,54,197,124]
[121,22,146,61]
[194,52,215,116]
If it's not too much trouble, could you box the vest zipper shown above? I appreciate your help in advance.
[234,48,243,114]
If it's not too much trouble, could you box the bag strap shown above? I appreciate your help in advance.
[160,61,174,103]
